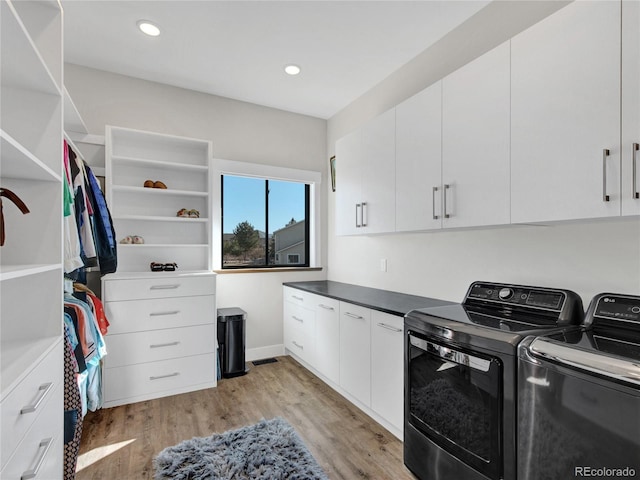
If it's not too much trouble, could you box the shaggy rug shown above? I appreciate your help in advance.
[153,417,329,480]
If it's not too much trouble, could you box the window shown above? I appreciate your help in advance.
[221,175,310,269]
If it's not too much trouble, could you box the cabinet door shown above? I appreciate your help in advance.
[335,129,362,236]
[371,312,404,433]
[339,302,371,407]
[511,1,621,223]
[622,0,640,216]
[396,82,443,232]
[313,295,340,384]
[361,108,396,234]
[442,41,510,228]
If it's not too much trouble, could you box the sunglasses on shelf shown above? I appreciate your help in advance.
[150,262,178,272]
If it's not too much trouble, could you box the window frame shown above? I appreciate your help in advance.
[213,159,322,271]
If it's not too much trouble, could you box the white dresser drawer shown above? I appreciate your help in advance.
[105,324,216,368]
[283,286,314,306]
[1,342,62,470]
[105,295,215,334]
[104,274,216,301]
[1,383,63,478]
[283,302,315,365]
[104,353,216,404]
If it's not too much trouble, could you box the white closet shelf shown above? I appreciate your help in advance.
[118,243,209,248]
[0,130,61,182]
[111,155,208,172]
[0,263,61,282]
[0,336,61,398]
[113,214,208,223]
[111,185,208,197]
[1,0,61,96]
[63,87,88,134]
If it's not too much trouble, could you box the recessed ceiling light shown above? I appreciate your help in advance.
[284,64,301,76]
[137,20,160,37]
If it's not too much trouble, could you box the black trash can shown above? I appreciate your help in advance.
[217,307,248,378]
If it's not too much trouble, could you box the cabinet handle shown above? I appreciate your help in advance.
[292,295,303,301]
[21,438,53,480]
[150,284,180,290]
[150,341,180,349]
[603,148,610,202]
[633,143,639,200]
[377,322,402,333]
[292,341,304,349]
[318,304,334,311]
[150,372,179,381]
[344,312,364,320]
[362,202,368,227]
[149,310,180,317]
[443,184,451,218]
[20,383,54,414]
[355,203,362,228]
[292,315,304,323]
[432,186,439,220]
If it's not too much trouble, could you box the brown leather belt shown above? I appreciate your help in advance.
[0,188,30,246]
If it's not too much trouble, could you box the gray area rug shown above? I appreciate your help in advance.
[154,417,329,480]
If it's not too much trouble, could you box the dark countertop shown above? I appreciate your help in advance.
[283,280,454,317]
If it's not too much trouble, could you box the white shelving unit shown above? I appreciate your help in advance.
[1,0,63,475]
[105,126,213,272]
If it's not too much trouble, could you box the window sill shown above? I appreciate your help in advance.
[213,267,323,274]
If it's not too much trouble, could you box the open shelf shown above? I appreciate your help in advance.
[112,155,208,172]
[1,129,61,182]
[0,263,61,282]
[113,214,208,223]
[112,185,208,197]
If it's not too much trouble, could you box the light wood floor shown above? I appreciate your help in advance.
[76,355,417,479]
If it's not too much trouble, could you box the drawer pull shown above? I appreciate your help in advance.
[292,295,304,301]
[344,312,364,320]
[292,315,303,323]
[377,322,402,333]
[20,383,54,414]
[150,284,180,290]
[292,341,304,350]
[21,437,53,480]
[149,310,180,317]
[150,341,180,349]
[150,372,180,381]
[318,304,334,311]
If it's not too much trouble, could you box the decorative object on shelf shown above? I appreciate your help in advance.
[150,262,179,272]
[330,155,336,192]
[120,236,133,244]
[0,187,30,246]
[177,208,189,217]
[144,179,154,188]
[143,180,168,189]
[176,208,200,218]
[188,209,200,218]
[132,235,144,244]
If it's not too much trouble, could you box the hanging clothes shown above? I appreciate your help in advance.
[63,323,83,480]
[68,146,98,266]
[63,141,84,273]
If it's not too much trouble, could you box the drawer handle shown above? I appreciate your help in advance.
[344,312,364,320]
[292,315,304,323]
[150,372,180,381]
[377,322,402,333]
[292,295,304,301]
[150,284,180,290]
[20,383,54,414]
[292,341,304,350]
[21,438,53,480]
[149,310,180,317]
[150,341,180,349]
[318,304,334,311]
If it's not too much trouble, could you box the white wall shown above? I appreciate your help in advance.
[65,64,328,358]
[327,1,640,306]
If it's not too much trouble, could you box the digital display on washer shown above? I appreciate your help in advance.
[525,291,563,309]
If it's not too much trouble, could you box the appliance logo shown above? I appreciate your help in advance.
[603,297,615,303]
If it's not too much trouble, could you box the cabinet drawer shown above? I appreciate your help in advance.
[1,383,63,477]
[283,287,313,306]
[283,302,315,365]
[1,343,62,469]
[105,324,216,368]
[105,295,215,334]
[104,353,216,403]
[104,275,216,301]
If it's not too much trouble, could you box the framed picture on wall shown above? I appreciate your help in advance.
[330,156,336,192]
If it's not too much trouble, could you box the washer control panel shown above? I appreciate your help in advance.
[466,282,565,311]
[594,294,640,323]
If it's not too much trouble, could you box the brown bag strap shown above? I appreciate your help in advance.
[0,188,30,247]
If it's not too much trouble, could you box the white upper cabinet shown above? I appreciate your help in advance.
[511,1,621,223]
[335,128,362,236]
[395,81,443,232]
[442,41,511,228]
[622,0,640,216]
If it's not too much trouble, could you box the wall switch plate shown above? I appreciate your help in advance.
[380,258,387,272]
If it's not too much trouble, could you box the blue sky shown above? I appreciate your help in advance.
[222,176,305,234]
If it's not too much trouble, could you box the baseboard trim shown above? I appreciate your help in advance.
[246,344,284,362]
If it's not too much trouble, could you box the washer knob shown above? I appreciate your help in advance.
[499,288,514,300]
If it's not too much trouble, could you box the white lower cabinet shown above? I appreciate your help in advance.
[283,300,315,366]
[339,302,372,408]
[371,312,404,432]
[313,296,340,384]
[102,272,216,407]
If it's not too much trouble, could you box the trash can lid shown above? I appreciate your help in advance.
[217,307,247,319]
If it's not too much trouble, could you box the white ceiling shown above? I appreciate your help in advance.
[62,1,489,119]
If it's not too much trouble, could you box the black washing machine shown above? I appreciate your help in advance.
[404,281,584,480]
[518,292,640,480]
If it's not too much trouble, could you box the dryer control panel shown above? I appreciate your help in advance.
[593,294,640,324]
